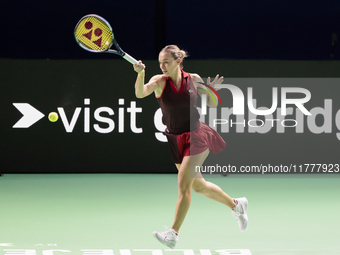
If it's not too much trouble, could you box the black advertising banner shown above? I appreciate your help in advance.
[1,59,340,174]
[1,59,173,173]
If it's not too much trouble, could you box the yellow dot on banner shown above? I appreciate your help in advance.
[48,112,59,122]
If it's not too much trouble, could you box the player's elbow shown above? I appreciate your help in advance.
[135,92,145,99]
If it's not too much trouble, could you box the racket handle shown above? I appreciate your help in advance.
[123,53,139,65]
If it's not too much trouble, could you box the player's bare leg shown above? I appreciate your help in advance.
[152,149,209,249]
[192,177,236,209]
[171,149,210,232]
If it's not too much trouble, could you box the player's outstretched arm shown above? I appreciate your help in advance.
[192,73,224,108]
[133,61,162,98]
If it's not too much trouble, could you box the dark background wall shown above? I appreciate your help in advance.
[1,0,339,60]
[1,59,340,173]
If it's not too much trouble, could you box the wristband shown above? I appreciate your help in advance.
[138,73,145,78]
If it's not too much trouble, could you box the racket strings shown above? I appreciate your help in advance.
[75,16,113,52]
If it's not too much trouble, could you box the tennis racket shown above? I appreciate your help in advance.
[74,14,138,64]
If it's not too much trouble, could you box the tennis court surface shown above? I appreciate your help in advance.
[1,174,339,255]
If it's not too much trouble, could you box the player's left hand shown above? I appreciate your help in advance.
[207,74,224,91]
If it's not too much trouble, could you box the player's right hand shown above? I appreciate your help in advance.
[133,60,146,74]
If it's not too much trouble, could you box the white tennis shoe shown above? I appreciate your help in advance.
[232,197,248,232]
[153,226,178,249]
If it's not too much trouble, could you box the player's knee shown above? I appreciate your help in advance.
[192,182,206,194]
[178,180,192,195]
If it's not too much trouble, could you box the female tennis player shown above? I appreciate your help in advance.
[133,45,248,249]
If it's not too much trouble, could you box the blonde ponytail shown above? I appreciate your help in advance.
[160,45,188,68]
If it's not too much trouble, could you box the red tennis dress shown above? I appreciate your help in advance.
[156,70,226,163]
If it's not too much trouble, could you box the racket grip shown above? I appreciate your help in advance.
[123,53,139,65]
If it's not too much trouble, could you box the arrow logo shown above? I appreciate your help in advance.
[13,103,45,128]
